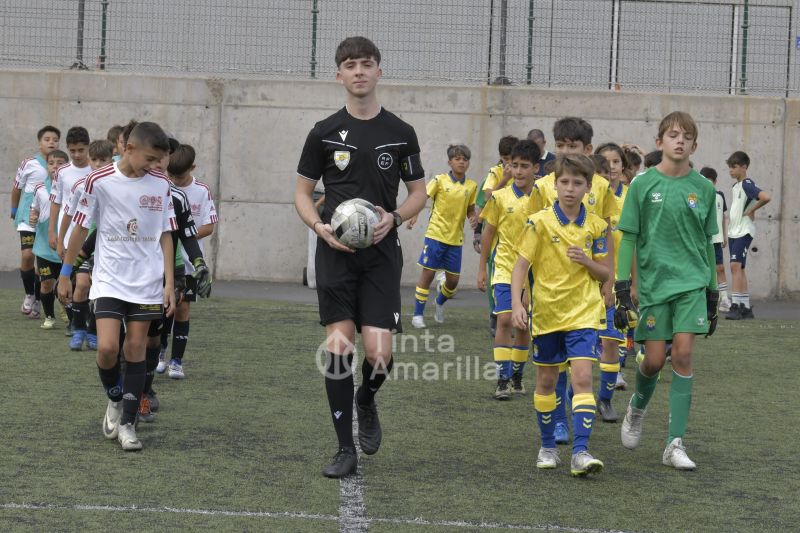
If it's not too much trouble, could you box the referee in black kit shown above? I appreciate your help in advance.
[294,36,427,478]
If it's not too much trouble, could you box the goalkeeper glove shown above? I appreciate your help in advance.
[192,257,212,298]
[613,280,639,331]
[706,288,719,337]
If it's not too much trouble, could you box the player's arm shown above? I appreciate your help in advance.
[57,225,89,304]
[373,177,426,244]
[567,243,609,282]
[56,212,73,259]
[10,187,21,217]
[196,223,214,240]
[477,222,496,292]
[48,200,60,249]
[294,176,352,253]
[467,204,478,230]
[161,232,176,316]
[510,256,532,331]
[746,190,771,219]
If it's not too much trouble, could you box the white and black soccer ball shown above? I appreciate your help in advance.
[330,198,381,249]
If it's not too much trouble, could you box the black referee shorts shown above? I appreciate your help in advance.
[315,231,403,333]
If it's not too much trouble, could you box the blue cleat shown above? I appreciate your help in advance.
[70,330,87,351]
[554,422,569,444]
[86,333,98,350]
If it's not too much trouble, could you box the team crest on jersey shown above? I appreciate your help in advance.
[585,234,593,249]
[127,218,138,236]
[687,193,698,209]
[377,152,393,170]
[139,195,163,212]
[587,192,596,206]
[646,315,656,331]
[334,151,350,171]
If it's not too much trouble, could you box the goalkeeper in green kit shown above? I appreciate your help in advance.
[613,111,719,471]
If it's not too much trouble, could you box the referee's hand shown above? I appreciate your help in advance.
[315,222,355,253]
[372,206,394,244]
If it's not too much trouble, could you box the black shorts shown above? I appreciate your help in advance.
[147,316,165,337]
[35,256,62,281]
[713,243,723,266]
[180,273,198,303]
[315,231,403,333]
[19,231,35,250]
[77,254,94,274]
[94,297,163,322]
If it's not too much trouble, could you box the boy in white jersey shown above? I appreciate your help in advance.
[157,144,218,379]
[11,125,60,316]
[49,127,92,256]
[58,122,177,451]
[724,151,771,320]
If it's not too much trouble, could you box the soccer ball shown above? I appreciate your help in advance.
[331,198,381,249]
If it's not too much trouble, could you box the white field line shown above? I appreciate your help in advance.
[338,389,368,532]
[0,503,635,532]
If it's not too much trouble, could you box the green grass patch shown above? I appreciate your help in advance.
[0,287,797,532]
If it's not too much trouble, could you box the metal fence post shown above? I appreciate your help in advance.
[310,0,319,79]
[739,0,749,94]
[99,0,109,70]
[71,0,88,69]
[526,0,534,84]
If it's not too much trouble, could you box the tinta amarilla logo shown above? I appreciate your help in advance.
[127,218,138,237]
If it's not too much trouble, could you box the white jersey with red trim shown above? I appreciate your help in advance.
[74,163,177,304]
[14,157,47,194]
[178,176,218,272]
[63,176,88,248]
[50,162,91,236]
[31,183,52,224]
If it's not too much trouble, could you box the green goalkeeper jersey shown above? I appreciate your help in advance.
[618,167,717,306]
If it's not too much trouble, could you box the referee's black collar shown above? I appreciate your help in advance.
[553,201,587,227]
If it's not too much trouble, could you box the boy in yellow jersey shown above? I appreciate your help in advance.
[529,117,619,444]
[593,142,630,421]
[477,140,540,399]
[410,145,478,328]
[511,154,610,476]
[614,112,719,470]
[474,135,518,337]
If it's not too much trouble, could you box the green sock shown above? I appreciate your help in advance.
[631,364,659,410]
[667,370,693,443]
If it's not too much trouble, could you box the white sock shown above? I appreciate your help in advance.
[742,294,750,309]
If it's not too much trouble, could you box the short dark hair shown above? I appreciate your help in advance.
[168,144,196,176]
[37,125,60,141]
[554,154,594,187]
[700,166,718,182]
[590,154,610,176]
[65,126,90,146]
[47,149,69,162]
[644,150,662,168]
[129,122,170,153]
[527,128,545,142]
[498,135,519,157]
[335,36,381,67]
[624,147,642,169]
[107,125,123,144]
[553,117,593,145]
[121,119,138,145]
[595,142,629,170]
[726,151,750,167]
[446,144,471,160]
[510,140,542,165]
[89,139,114,161]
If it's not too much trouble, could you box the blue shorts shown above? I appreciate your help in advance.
[714,243,723,265]
[599,306,625,343]
[417,237,462,275]
[729,234,753,267]
[532,329,599,366]
[492,283,512,314]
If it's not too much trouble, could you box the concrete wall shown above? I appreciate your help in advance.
[1,69,797,299]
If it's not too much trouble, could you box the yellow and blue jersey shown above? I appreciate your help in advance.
[530,172,619,221]
[480,183,533,285]
[515,202,608,335]
[609,182,628,272]
[425,172,477,246]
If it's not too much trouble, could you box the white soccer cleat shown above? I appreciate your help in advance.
[40,316,57,330]
[718,296,732,313]
[570,451,604,477]
[168,359,185,380]
[117,423,143,451]
[536,447,561,469]
[662,438,696,470]
[411,315,426,329]
[615,372,627,390]
[21,294,35,315]
[621,401,646,449]
[434,302,445,324]
[155,347,168,374]
[102,400,122,439]
[28,300,41,319]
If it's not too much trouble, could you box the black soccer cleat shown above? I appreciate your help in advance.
[725,303,742,320]
[356,400,382,455]
[322,447,358,478]
[598,399,618,423]
[740,305,755,319]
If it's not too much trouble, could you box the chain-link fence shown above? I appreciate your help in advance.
[0,1,797,96]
